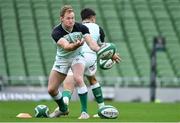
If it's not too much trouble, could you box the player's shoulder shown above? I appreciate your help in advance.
[91,23,99,27]
[74,22,84,27]
[52,24,63,34]
[85,23,101,32]
[51,24,65,42]
[74,22,89,34]
[74,22,88,29]
[52,24,67,37]
[84,22,99,27]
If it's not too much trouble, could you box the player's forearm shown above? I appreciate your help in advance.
[57,38,82,51]
[85,35,100,52]
[62,43,80,51]
[89,41,100,52]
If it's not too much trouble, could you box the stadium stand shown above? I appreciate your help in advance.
[0,0,26,78]
[0,0,180,87]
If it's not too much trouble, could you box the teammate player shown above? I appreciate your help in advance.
[49,8,121,119]
[48,5,102,117]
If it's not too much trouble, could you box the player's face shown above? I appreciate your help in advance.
[61,12,75,29]
[91,16,96,23]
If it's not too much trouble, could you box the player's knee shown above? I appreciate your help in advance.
[73,75,83,85]
[90,78,97,85]
[48,86,57,96]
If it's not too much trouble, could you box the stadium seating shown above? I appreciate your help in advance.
[0,0,180,87]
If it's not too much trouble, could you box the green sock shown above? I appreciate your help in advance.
[62,90,72,100]
[92,86,104,104]
[78,92,88,113]
[55,97,67,112]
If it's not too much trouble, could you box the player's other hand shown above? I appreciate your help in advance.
[76,39,84,46]
[112,53,122,63]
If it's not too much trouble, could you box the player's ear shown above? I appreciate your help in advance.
[60,16,63,22]
[92,16,96,23]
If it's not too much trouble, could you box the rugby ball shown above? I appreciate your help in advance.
[64,32,83,43]
[34,104,49,118]
[97,43,116,60]
[98,105,119,119]
[98,59,115,70]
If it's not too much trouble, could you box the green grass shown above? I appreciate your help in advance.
[0,100,180,122]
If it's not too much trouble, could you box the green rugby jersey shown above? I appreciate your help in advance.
[51,22,90,59]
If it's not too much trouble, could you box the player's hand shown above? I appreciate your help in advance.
[76,39,84,46]
[74,40,84,48]
[112,53,122,63]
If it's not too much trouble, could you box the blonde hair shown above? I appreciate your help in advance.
[60,5,74,17]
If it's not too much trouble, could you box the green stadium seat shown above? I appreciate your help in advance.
[0,0,180,86]
[16,1,31,9]
[118,42,138,78]
[35,9,49,18]
[0,33,7,76]
[137,10,153,19]
[49,2,63,25]
[105,20,123,42]
[100,66,121,85]
[6,52,26,77]
[156,53,175,77]
[40,37,56,73]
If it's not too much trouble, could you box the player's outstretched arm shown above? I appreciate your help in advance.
[84,34,100,52]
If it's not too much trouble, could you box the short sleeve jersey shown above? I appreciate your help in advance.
[51,22,90,59]
[81,23,105,54]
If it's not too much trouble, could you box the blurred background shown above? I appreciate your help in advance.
[0,0,180,102]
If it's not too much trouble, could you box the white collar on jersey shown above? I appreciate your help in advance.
[62,23,73,33]
[82,21,91,23]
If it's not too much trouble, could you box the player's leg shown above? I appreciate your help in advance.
[48,59,71,118]
[73,65,89,119]
[48,70,68,114]
[62,72,90,119]
[71,63,88,113]
[62,70,90,119]
[49,73,74,118]
[62,73,75,105]
[83,52,105,109]
[86,75,105,109]
[71,55,89,119]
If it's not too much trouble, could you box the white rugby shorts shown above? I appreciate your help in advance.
[52,53,97,76]
[69,52,97,76]
[52,57,73,74]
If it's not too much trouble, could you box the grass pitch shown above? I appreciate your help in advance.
[0,100,179,122]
